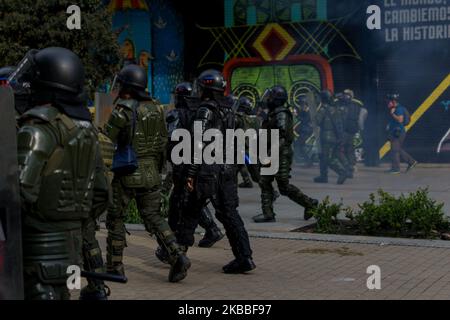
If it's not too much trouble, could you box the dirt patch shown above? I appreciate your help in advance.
[296,247,364,257]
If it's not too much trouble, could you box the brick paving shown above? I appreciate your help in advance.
[73,230,450,300]
[71,165,450,300]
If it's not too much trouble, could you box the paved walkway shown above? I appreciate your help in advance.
[74,230,450,300]
[73,164,450,300]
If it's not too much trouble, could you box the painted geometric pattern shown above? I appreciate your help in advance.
[197,19,361,67]
[253,23,296,61]
[232,0,317,25]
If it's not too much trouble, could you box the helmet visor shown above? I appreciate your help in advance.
[110,74,123,95]
[8,49,39,86]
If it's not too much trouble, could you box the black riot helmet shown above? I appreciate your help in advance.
[297,96,309,109]
[10,47,90,120]
[32,47,85,94]
[117,64,147,90]
[237,96,254,115]
[196,69,226,99]
[113,64,150,101]
[264,85,288,109]
[320,89,334,105]
[173,82,193,108]
[175,82,193,97]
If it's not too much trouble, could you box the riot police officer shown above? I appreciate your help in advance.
[314,90,348,185]
[105,64,190,283]
[155,82,224,263]
[235,96,261,188]
[294,96,314,167]
[253,86,318,223]
[176,70,256,274]
[337,89,360,178]
[15,47,110,300]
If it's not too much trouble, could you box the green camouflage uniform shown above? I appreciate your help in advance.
[105,99,183,275]
[17,105,109,300]
[259,106,317,219]
[316,103,348,179]
[80,130,114,299]
[338,99,362,175]
[235,112,261,185]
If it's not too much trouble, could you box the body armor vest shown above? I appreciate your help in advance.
[18,105,100,232]
[107,99,167,189]
[264,106,294,149]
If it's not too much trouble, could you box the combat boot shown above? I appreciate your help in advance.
[79,284,110,301]
[168,253,191,283]
[253,213,276,223]
[304,199,319,221]
[198,227,224,248]
[223,257,256,274]
[314,176,328,183]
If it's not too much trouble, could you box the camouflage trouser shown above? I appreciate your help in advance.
[82,217,106,292]
[238,164,260,184]
[106,178,181,274]
[260,150,316,218]
[294,134,313,165]
[338,133,356,173]
[320,143,348,178]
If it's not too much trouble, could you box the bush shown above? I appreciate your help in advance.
[311,189,450,239]
[346,189,449,238]
[311,197,345,234]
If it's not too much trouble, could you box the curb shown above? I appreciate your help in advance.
[99,223,450,249]
[247,231,450,249]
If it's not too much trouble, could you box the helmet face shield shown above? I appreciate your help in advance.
[260,88,272,106]
[110,74,122,95]
[8,49,39,87]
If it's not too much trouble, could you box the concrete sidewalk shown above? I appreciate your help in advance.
[237,163,450,233]
[77,230,450,300]
[75,164,450,300]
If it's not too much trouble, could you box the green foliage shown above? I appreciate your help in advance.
[311,189,449,239]
[311,197,344,234]
[124,200,143,224]
[0,0,120,95]
[346,189,449,238]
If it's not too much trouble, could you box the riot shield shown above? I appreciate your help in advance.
[0,86,23,300]
[94,92,115,129]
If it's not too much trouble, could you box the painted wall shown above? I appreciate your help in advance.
[110,0,184,104]
[192,0,450,164]
[150,0,184,104]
